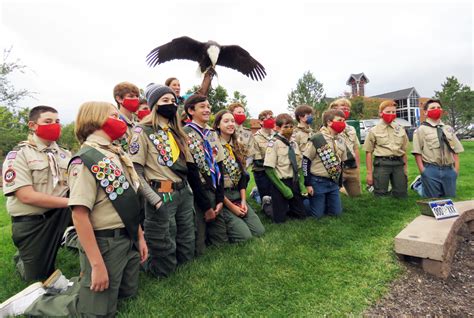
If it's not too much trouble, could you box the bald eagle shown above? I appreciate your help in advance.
[146,36,266,81]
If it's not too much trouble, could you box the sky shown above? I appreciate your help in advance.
[1,0,472,123]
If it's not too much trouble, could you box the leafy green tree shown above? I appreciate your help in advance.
[287,71,327,123]
[59,122,80,153]
[0,48,33,108]
[349,96,364,119]
[186,85,229,114]
[434,76,474,130]
[0,106,29,156]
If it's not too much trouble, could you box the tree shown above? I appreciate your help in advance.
[349,96,364,119]
[59,122,80,153]
[186,84,229,114]
[287,71,327,122]
[434,76,474,130]
[0,48,33,108]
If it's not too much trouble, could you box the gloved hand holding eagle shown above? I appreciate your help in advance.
[146,36,266,96]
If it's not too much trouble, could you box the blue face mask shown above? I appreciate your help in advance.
[306,115,314,125]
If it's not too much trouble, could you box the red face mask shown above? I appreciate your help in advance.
[102,117,128,141]
[36,123,61,141]
[262,118,275,129]
[233,113,246,125]
[330,121,346,134]
[427,108,442,120]
[382,113,396,124]
[343,110,351,119]
[137,109,151,120]
[122,98,140,112]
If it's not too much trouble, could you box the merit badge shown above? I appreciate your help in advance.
[106,185,114,194]
[129,142,139,155]
[4,169,16,182]
[98,161,106,168]
[100,179,109,187]
[109,192,118,201]
[91,165,100,173]
[116,187,124,195]
[96,172,105,180]
[122,182,129,190]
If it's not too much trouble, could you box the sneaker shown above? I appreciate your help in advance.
[261,196,272,205]
[0,282,46,317]
[43,269,69,293]
[410,175,422,190]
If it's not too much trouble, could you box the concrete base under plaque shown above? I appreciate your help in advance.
[394,200,474,278]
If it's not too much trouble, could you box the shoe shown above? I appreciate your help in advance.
[410,175,422,190]
[43,269,69,293]
[250,187,261,204]
[0,282,46,317]
[262,196,273,218]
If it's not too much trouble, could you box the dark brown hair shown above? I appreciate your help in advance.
[322,109,345,127]
[184,94,207,120]
[29,105,58,122]
[113,82,139,106]
[165,77,178,86]
[423,99,442,111]
[275,113,294,127]
[294,104,313,122]
[228,102,245,113]
[258,110,273,121]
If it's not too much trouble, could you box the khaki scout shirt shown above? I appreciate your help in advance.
[363,120,408,157]
[303,127,348,178]
[68,134,128,230]
[3,134,71,217]
[293,123,314,153]
[128,123,193,183]
[117,113,136,151]
[218,136,242,189]
[340,125,360,158]
[183,121,225,184]
[253,129,275,171]
[412,119,464,166]
[235,125,256,160]
[263,134,301,179]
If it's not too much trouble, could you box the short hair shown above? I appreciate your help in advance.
[228,102,245,113]
[184,94,207,120]
[322,109,345,127]
[113,82,139,105]
[258,110,274,121]
[329,98,351,110]
[139,98,147,106]
[294,104,313,121]
[75,101,115,144]
[29,105,58,122]
[165,77,178,86]
[275,113,294,127]
[423,98,442,111]
[379,100,397,113]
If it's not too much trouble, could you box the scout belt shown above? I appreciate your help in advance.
[94,228,128,238]
[11,208,58,223]
[72,146,140,248]
[149,180,187,192]
[310,133,342,184]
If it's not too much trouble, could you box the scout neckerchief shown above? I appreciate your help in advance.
[185,122,221,188]
[141,125,188,180]
[72,146,140,248]
[341,127,357,169]
[421,121,454,153]
[24,135,62,188]
[221,138,242,186]
[310,132,342,184]
[274,134,298,182]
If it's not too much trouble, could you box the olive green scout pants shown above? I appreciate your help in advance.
[373,157,407,198]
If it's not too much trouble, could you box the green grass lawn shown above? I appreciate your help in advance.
[1,142,473,316]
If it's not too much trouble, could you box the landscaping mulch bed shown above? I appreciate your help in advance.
[365,230,473,317]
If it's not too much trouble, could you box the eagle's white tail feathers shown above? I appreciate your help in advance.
[207,45,220,66]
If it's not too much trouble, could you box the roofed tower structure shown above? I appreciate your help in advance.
[346,73,369,97]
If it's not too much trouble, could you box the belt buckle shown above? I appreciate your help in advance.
[158,180,173,193]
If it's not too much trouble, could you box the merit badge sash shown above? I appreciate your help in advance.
[311,133,342,184]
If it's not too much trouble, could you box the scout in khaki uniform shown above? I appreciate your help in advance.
[264,113,307,223]
[252,110,276,217]
[0,102,147,317]
[329,98,361,196]
[364,100,409,198]
[213,110,265,242]
[228,102,256,168]
[293,104,314,153]
[184,94,227,256]
[113,81,141,151]
[129,84,202,278]
[303,110,348,219]
[2,105,71,281]
[411,99,464,198]
[136,98,151,121]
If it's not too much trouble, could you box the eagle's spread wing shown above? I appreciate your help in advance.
[146,36,205,67]
[217,45,266,81]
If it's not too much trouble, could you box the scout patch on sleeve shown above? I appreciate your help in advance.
[129,141,140,155]
[134,126,143,133]
[4,168,16,183]
[6,151,17,160]
[70,157,83,165]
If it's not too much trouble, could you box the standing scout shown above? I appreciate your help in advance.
[213,110,265,242]
[252,110,276,217]
[129,84,203,278]
[364,100,409,198]
[183,94,227,255]
[0,101,148,317]
[113,81,141,151]
[136,98,151,121]
[264,113,307,223]
[411,99,464,198]
[293,104,314,152]
[2,105,71,281]
[228,102,256,167]
[303,110,348,219]
[329,98,361,196]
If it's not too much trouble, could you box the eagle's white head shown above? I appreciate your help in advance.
[207,45,220,66]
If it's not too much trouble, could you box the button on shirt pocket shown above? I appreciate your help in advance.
[426,135,440,150]
[29,161,49,184]
[375,132,389,146]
